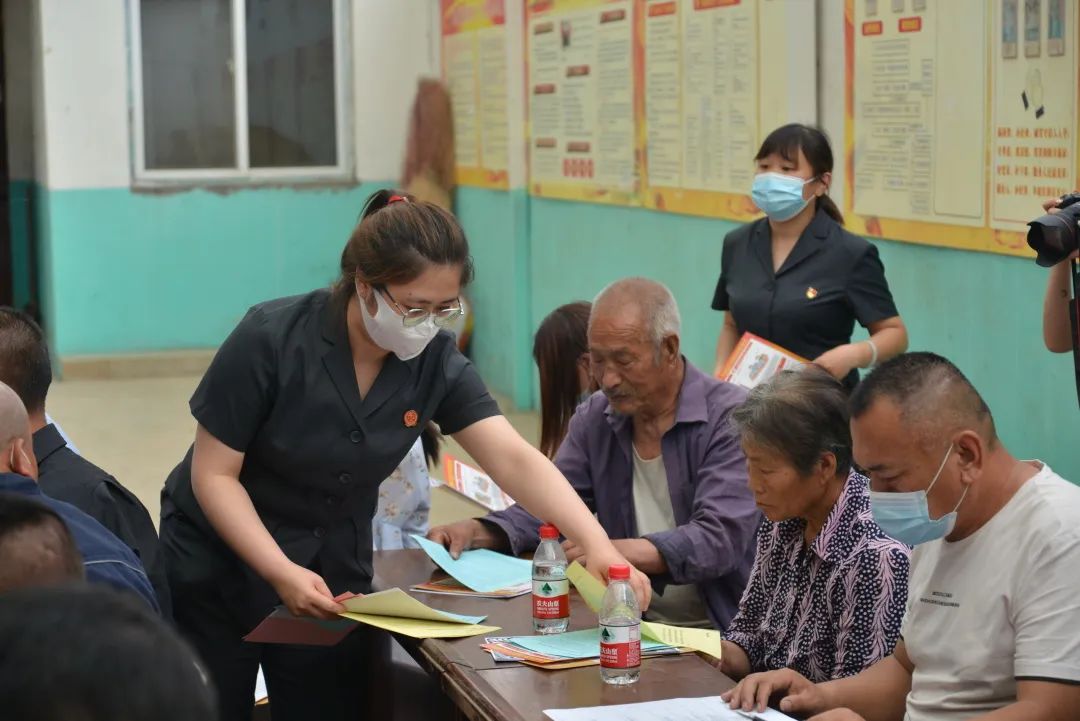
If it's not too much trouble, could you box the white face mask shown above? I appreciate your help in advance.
[358,288,439,361]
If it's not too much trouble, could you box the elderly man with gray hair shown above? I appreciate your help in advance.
[429,278,760,629]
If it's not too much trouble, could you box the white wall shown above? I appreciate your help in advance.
[350,0,440,182]
[36,0,130,190]
[26,0,438,191]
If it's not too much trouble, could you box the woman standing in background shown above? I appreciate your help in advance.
[713,124,908,390]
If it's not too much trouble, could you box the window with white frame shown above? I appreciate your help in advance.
[131,0,350,183]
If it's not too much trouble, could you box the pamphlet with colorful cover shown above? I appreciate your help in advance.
[439,453,515,512]
[719,332,806,391]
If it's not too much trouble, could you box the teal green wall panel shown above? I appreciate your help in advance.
[8,180,35,307]
[39,183,389,356]
[458,192,1079,482]
[455,187,533,409]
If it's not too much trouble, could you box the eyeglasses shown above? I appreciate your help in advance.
[381,287,463,328]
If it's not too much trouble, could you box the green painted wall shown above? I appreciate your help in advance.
[455,187,533,409]
[457,189,1080,482]
[9,180,36,308]
[36,183,390,356]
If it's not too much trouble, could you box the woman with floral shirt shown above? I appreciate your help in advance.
[721,368,909,682]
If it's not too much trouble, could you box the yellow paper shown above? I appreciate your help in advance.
[568,561,723,660]
[340,588,486,625]
[566,561,605,612]
[642,622,722,661]
[340,612,499,639]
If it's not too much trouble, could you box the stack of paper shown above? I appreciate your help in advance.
[245,588,500,645]
[412,576,531,599]
[565,563,724,661]
[411,534,533,594]
[481,629,680,670]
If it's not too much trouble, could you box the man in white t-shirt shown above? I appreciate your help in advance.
[723,352,1080,721]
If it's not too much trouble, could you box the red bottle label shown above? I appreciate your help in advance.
[600,623,641,669]
[532,579,570,619]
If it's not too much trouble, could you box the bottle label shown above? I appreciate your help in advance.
[600,623,641,669]
[532,578,570,619]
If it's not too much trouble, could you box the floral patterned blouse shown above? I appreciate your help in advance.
[724,472,910,681]
[372,438,431,551]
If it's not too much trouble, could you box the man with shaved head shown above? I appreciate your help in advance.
[0,381,159,610]
[430,278,760,629]
[724,352,1080,721]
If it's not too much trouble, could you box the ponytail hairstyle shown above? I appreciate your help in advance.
[755,124,843,225]
[333,189,474,305]
[533,302,593,459]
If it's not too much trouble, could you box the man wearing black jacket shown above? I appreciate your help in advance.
[0,307,170,616]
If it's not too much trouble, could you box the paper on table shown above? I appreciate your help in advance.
[641,622,723,661]
[411,533,532,592]
[340,587,487,625]
[544,696,797,721]
[566,562,723,660]
[566,561,605,611]
[508,628,671,660]
[342,613,499,639]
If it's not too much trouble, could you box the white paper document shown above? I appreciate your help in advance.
[544,696,796,721]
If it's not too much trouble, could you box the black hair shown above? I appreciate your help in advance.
[756,123,843,225]
[333,189,474,304]
[0,493,83,591]
[0,585,218,721]
[534,302,592,459]
[850,352,996,439]
[730,367,853,478]
[0,307,52,414]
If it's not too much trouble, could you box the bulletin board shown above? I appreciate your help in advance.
[442,0,510,190]
[526,0,642,205]
[524,0,817,213]
[845,0,1080,257]
[640,0,817,221]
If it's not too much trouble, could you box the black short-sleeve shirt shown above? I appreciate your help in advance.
[162,289,500,619]
[712,209,899,388]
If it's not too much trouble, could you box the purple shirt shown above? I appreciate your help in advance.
[485,360,760,630]
[724,472,910,681]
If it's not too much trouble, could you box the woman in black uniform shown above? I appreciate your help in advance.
[712,124,908,390]
[160,190,651,721]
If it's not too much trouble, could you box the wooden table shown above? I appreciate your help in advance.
[373,550,736,721]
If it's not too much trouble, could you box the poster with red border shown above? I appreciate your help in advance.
[442,0,511,190]
[526,0,644,206]
[844,0,1079,258]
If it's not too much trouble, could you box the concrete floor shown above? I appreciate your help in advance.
[47,374,540,526]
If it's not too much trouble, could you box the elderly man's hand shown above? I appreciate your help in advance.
[561,539,587,564]
[721,668,827,716]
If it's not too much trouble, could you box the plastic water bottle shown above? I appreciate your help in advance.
[532,524,570,634]
[599,563,640,685]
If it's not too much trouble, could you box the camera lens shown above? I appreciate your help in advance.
[1028,206,1080,267]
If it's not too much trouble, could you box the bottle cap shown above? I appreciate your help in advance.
[539,524,560,540]
[608,564,630,580]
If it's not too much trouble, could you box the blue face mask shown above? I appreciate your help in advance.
[751,172,815,222]
[869,445,970,546]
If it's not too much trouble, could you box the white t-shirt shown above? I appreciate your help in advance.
[631,445,710,628]
[901,462,1080,721]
